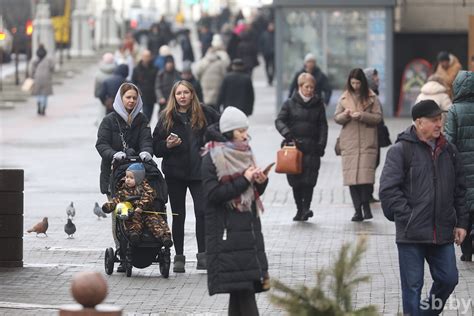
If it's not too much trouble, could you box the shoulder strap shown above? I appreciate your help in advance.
[401,140,413,174]
[114,114,129,150]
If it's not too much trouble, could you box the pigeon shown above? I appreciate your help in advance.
[93,202,107,219]
[64,218,76,239]
[27,217,48,237]
[66,201,75,219]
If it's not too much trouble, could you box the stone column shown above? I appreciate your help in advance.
[70,0,94,56]
[99,0,120,48]
[32,0,55,57]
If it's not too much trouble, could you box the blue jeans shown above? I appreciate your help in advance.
[36,95,48,110]
[397,243,458,316]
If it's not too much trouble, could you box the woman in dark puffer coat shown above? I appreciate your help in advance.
[202,106,269,316]
[275,73,328,221]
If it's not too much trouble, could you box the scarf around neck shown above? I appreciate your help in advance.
[298,90,313,103]
[203,140,264,214]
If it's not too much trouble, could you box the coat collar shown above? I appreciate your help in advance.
[340,89,377,110]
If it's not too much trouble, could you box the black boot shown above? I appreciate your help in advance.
[37,102,41,115]
[351,208,364,222]
[293,209,304,221]
[362,203,373,220]
[302,209,314,221]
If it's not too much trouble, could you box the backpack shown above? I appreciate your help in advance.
[401,140,456,174]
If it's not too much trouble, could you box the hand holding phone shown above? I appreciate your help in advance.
[263,162,275,176]
[166,133,181,148]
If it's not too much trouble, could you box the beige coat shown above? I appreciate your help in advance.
[434,54,462,99]
[334,90,382,186]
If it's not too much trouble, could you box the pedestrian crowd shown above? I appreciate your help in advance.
[91,5,474,315]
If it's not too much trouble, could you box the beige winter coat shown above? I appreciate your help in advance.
[194,48,230,105]
[334,90,382,186]
[415,81,452,129]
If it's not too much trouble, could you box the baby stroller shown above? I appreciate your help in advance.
[104,155,171,278]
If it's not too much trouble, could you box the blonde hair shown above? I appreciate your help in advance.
[297,73,316,87]
[162,80,207,132]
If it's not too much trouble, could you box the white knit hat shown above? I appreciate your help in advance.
[304,53,316,63]
[219,106,249,133]
[211,34,224,49]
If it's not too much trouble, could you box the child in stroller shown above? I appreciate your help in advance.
[103,159,172,277]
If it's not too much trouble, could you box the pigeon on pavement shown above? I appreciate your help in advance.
[93,202,107,219]
[27,217,49,237]
[66,202,75,219]
[64,218,76,239]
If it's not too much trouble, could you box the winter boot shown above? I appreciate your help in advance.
[302,209,314,221]
[196,252,207,270]
[37,102,41,115]
[362,203,373,220]
[351,208,364,222]
[293,209,304,221]
[173,254,186,273]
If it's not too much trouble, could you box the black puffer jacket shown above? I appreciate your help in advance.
[152,106,219,180]
[98,64,129,105]
[202,124,268,295]
[275,93,328,187]
[96,112,153,194]
[379,126,469,244]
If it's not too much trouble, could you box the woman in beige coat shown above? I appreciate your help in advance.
[334,68,382,222]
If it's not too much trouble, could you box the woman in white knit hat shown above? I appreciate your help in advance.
[202,106,270,315]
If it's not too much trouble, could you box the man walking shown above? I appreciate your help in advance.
[379,99,468,315]
[445,70,474,262]
[132,50,158,122]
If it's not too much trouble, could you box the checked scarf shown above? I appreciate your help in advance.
[203,140,264,215]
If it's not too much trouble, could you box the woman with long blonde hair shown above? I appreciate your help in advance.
[153,80,220,273]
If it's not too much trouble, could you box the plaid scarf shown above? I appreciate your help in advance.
[203,141,264,214]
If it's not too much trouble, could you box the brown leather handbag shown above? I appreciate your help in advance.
[275,144,303,174]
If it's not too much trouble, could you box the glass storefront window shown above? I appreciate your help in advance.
[281,8,386,105]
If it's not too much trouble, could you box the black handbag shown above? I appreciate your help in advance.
[378,122,392,148]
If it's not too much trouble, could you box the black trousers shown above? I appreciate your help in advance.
[166,178,206,255]
[142,103,155,123]
[292,186,314,211]
[349,184,371,210]
[461,213,473,257]
[228,291,259,316]
[263,54,274,85]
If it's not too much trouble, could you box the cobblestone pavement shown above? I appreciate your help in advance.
[1,56,474,316]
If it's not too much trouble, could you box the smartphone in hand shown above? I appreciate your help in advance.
[169,133,179,140]
[263,162,275,176]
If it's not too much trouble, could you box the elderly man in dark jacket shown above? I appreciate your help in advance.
[445,70,474,262]
[217,59,254,115]
[380,99,468,316]
[132,50,158,122]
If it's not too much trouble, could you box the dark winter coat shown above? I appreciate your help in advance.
[96,112,153,194]
[154,69,181,103]
[259,30,274,58]
[132,61,158,106]
[289,67,332,105]
[180,34,195,62]
[202,126,269,295]
[275,93,328,187]
[217,69,255,116]
[184,75,204,103]
[236,32,259,73]
[379,126,469,244]
[445,71,474,212]
[148,32,166,57]
[152,106,219,180]
[98,64,129,105]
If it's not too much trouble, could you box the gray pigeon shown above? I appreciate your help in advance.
[93,202,107,219]
[66,201,75,219]
[64,218,76,239]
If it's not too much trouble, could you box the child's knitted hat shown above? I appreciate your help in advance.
[126,163,146,185]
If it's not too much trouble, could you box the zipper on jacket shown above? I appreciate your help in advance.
[250,220,264,284]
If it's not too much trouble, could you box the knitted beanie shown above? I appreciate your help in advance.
[126,163,146,185]
[219,106,249,133]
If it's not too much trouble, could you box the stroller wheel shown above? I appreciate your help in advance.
[159,248,171,278]
[105,248,114,275]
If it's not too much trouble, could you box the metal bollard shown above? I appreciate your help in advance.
[0,169,24,267]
